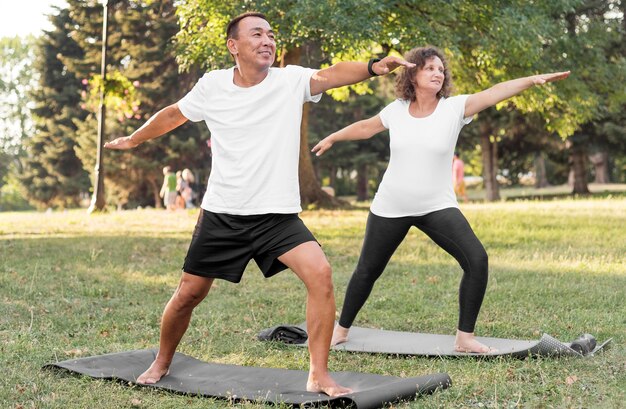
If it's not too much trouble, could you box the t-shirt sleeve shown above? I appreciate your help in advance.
[285,65,322,104]
[177,73,211,122]
[449,94,473,125]
[377,100,397,129]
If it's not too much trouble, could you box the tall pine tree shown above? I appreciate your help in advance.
[65,0,209,208]
[21,6,89,208]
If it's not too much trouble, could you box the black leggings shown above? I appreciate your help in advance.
[338,207,488,333]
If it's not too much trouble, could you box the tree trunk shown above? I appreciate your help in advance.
[281,46,346,208]
[566,139,590,194]
[356,162,369,201]
[534,151,550,188]
[480,121,500,201]
[148,176,162,208]
[589,151,610,184]
[329,165,337,189]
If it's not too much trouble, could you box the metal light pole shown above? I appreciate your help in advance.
[88,0,109,213]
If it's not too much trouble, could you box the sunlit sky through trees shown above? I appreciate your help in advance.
[0,0,68,38]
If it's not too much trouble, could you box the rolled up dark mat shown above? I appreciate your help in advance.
[569,334,597,355]
[257,325,308,344]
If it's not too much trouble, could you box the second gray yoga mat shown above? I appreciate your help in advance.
[259,324,610,358]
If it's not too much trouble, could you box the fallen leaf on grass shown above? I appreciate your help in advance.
[64,348,87,357]
[566,375,578,385]
[426,275,440,284]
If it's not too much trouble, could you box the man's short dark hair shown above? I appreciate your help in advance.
[226,12,268,40]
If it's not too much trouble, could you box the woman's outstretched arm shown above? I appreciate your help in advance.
[464,71,570,117]
[311,115,386,157]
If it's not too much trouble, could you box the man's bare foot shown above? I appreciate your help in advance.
[331,324,350,346]
[454,330,497,354]
[307,372,352,396]
[136,361,170,384]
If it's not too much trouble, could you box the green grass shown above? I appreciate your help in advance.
[466,183,626,202]
[1,198,625,408]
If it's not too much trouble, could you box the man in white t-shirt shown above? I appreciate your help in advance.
[105,11,413,396]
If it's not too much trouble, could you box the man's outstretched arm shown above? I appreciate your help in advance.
[104,103,188,150]
[310,56,415,95]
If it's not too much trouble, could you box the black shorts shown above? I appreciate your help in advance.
[182,210,317,283]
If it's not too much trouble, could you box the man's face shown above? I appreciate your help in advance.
[227,16,276,70]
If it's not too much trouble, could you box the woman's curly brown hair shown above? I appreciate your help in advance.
[395,46,452,101]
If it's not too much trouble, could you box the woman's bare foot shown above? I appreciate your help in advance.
[136,361,170,384]
[307,372,352,396]
[454,330,496,354]
[331,324,350,346]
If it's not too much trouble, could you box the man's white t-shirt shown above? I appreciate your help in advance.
[178,65,321,215]
[371,96,472,218]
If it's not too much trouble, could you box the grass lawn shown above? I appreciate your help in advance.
[1,198,625,408]
[466,183,626,202]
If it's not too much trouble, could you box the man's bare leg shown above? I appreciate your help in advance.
[454,329,496,353]
[137,273,214,384]
[331,324,350,346]
[279,242,352,397]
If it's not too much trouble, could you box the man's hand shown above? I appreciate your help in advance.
[103,104,188,150]
[371,56,416,76]
[104,136,139,150]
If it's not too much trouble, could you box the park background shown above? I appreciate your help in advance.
[1,0,625,408]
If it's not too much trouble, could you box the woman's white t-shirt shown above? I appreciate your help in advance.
[371,96,472,218]
[178,65,321,215]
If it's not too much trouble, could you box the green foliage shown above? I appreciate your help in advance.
[20,5,90,209]
[56,0,210,208]
[84,71,141,121]
[0,171,34,211]
[0,35,36,159]
[175,0,387,71]
[0,35,37,198]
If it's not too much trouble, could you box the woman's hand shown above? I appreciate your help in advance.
[311,136,335,157]
[531,71,571,85]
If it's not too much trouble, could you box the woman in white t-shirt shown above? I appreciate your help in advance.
[312,46,569,353]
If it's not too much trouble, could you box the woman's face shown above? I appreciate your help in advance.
[413,56,445,94]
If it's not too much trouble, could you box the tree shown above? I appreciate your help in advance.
[440,1,625,195]
[540,0,626,194]
[0,45,37,211]
[21,7,90,209]
[0,35,36,186]
[61,0,210,208]
[585,0,626,185]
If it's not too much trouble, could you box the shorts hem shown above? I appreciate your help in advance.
[182,267,242,284]
[261,239,320,278]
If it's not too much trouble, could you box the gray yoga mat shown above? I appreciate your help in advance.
[45,349,452,408]
[259,324,611,358]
